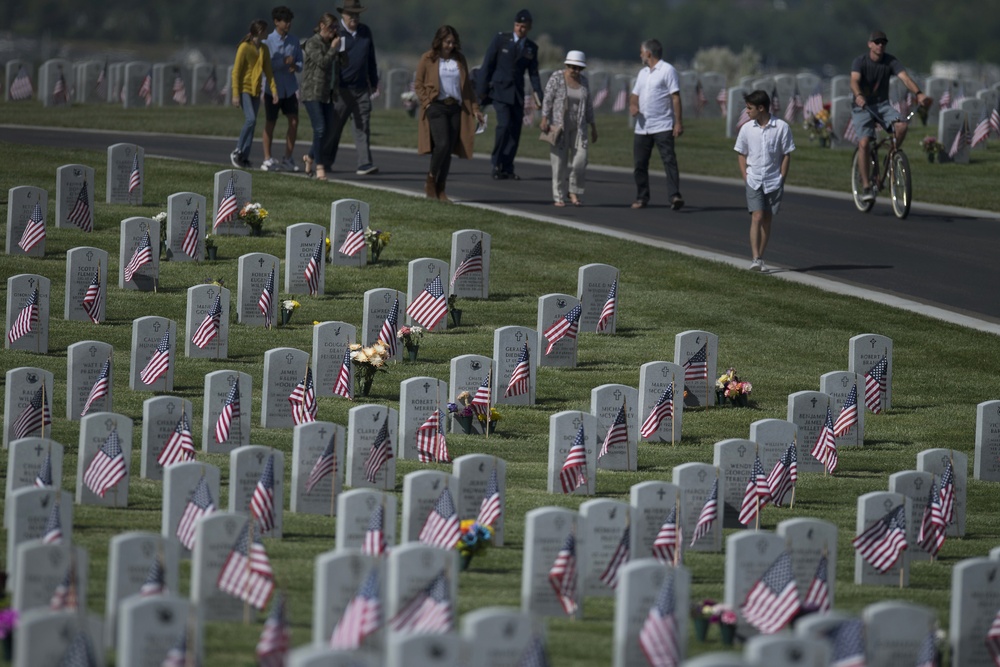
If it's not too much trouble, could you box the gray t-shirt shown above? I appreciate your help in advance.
[851,52,905,105]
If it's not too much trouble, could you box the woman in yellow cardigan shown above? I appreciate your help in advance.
[414,25,484,202]
[231,19,279,168]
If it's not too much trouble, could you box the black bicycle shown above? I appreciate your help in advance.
[850,107,915,219]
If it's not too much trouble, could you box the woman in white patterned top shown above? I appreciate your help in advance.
[540,50,598,206]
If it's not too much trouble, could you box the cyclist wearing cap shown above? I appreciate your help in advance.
[850,30,929,202]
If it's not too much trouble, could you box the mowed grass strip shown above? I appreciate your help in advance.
[1,142,999,666]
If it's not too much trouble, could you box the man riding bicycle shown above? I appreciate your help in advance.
[850,30,930,202]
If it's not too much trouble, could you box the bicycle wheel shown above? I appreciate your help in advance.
[889,150,912,219]
[851,148,876,212]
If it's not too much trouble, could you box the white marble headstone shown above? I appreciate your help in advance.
[55,164,95,231]
[345,405,398,490]
[577,263,618,334]
[330,198,369,267]
[202,370,252,452]
[398,376,450,461]
[76,412,132,507]
[119,217,160,291]
[6,186,47,257]
[165,191,206,261]
[975,400,1000,481]
[547,411,598,496]
[130,316,175,391]
[312,321,356,398]
[591,384,638,471]
[449,229,490,299]
[672,462,722,553]
[64,246,108,323]
[211,169,251,235]
[237,253,280,326]
[106,143,144,204]
[140,396,194,481]
[674,330,718,407]
[493,326,537,406]
[537,293,580,368]
[285,222,327,294]
[5,274,50,353]
[261,347,310,428]
[66,340,113,420]
[335,488,397,552]
[520,506,581,619]
[291,421,345,515]
[228,446,284,538]
[4,366,54,448]
[184,284,230,358]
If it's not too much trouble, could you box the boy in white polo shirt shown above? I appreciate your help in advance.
[734,89,795,272]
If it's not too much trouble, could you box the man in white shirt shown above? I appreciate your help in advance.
[733,89,795,272]
[629,39,684,210]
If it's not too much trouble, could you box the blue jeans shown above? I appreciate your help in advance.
[236,93,260,159]
[303,100,330,167]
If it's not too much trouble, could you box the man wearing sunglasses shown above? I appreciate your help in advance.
[850,30,930,202]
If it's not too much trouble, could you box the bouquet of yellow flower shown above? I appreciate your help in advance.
[455,518,494,570]
[350,341,392,396]
[280,299,300,325]
[365,228,391,262]
[804,108,833,145]
[716,367,752,407]
[239,202,268,234]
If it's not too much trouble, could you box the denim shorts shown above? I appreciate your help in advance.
[851,100,901,140]
[746,183,783,214]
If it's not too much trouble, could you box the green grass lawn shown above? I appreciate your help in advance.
[0,109,999,666]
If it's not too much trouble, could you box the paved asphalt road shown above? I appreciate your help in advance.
[3,125,998,329]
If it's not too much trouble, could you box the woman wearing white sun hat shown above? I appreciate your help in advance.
[540,49,598,206]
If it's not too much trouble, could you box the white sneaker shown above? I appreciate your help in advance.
[758,259,768,273]
[261,158,281,172]
[749,258,763,271]
[356,164,379,175]
[280,157,299,172]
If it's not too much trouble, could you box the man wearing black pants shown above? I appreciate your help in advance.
[476,9,542,180]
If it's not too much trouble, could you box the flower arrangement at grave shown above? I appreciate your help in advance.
[804,105,833,146]
[0,602,17,659]
[921,136,945,163]
[455,519,493,570]
[690,600,737,644]
[203,234,216,251]
[449,393,476,433]
[447,294,463,326]
[477,407,502,432]
[238,202,268,235]
[715,367,752,407]
[365,227,391,263]
[152,211,167,225]
[397,325,424,353]
[325,236,332,263]
[280,299,300,325]
[350,341,392,396]
[401,90,419,117]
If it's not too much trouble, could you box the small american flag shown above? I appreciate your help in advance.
[827,619,866,667]
[157,412,196,468]
[95,60,108,99]
[833,384,859,437]
[803,83,823,117]
[651,505,680,565]
[740,551,801,634]
[598,526,630,589]
[939,87,952,110]
[991,103,1000,136]
[548,533,578,615]
[612,88,627,113]
[67,181,93,231]
[12,385,52,440]
[738,454,771,526]
[214,175,238,230]
[161,631,188,667]
[471,372,492,415]
[250,454,277,533]
[83,429,127,498]
[771,86,781,116]
[810,406,838,474]
[918,478,946,557]
[690,478,718,546]
[476,466,501,528]
[332,348,353,399]
[7,287,39,344]
[214,380,240,444]
[304,240,324,296]
[985,608,1000,666]
[598,402,628,459]
[842,117,858,144]
[592,85,609,109]
[305,433,337,494]
[916,630,937,667]
[216,521,275,610]
[416,409,450,463]
[138,68,153,105]
[785,86,802,123]
[50,564,78,611]
[407,275,448,329]
[638,571,680,667]
[140,556,166,596]
[128,153,141,200]
[938,459,956,527]
[171,70,188,105]
[35,448,54,488]
[418,488,460,549]
[338,210,366,256]
[362,504,386,556]
[123,230,153,283]
[17,201,46,253]
[736,106,751,131]
[503,343,531,398]
[9,65,34,100]
[364,416,393,484]
[203,66,218,94]
[802,555,830,612]
[717,87,728,116]
[683,344,708,381]
[389,570,453,634]
[451,240,483,285]
[139,330,171,386]
[640,384,674,439]
[191,293,222,349]
[256,594,290,667]
[330,567,382,649]
[972,108,992,148]
[543,303,582,354]
[596,278,617,333]
[379,299,400,358]
[258,266,275,329]
[182,209,200,258]
[852,504,907,573]
[82,268,103,323]
[948,117,971,158]
[518,634,551,667]
[559,425,588,494]
[864,355,888,413]
[41,501,62,543]
[766,443,798,507]
[288,367,317,425]
[176,476,216,550]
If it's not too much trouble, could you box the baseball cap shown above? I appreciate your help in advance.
[869,30,888,43]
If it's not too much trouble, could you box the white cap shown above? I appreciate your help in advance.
[564,50,587,68]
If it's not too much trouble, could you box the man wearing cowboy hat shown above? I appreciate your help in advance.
[322,0,381,175]
[476,8,543,180]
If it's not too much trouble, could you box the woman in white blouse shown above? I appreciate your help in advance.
[415,25,484,202]
[540,50,598,206]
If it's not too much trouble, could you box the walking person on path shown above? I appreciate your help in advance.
[539,50,598,206]
[301,12,342,180]
[230,19,278,169]
[261,5,303,172]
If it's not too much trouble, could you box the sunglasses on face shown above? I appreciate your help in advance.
[873,39,887,45]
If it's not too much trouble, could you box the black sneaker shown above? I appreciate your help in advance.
[230,150,241,168]
[861,188,875,203]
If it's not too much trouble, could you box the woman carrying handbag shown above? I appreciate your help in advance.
[540,50,598,206]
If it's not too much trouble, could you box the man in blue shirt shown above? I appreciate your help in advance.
[476,9,543,180]
[323,0,380,176]
[262,5,303,172]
